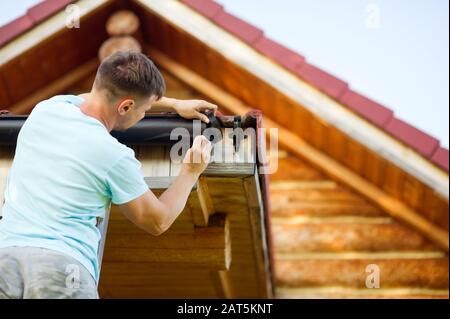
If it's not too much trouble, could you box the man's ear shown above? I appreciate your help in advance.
[117,98,135,115]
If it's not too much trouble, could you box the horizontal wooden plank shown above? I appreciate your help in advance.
[270,201,384,218]
[105,231,225,249]
[203,162,255,177]
[272,222,438,252]
[275,258,449,289]
[102,247,229,269]
[276,287,449,299]
[103,214,230,270]
[270,180,337,191]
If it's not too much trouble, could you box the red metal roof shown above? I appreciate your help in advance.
[0,0,447,172]
[0,0,73,47]
[384,117,440,158]
[253,36,305,72]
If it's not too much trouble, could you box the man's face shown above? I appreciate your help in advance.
[114,95,157,131]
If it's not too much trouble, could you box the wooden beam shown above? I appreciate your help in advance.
[210,270,234,298]
[203,162,255,177]
[9,59,98,114]
[275,258,449,289]
[103,213,231,270]
[149,47,449,252]
[188,176,215,226]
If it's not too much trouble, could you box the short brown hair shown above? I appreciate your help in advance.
[94,51,165,102]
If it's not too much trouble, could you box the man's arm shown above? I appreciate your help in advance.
[78,94,217,123]
[149,96,178,112]
[151,97,218,123]
[118,135,212,236]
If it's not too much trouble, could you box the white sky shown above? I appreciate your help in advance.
[1,0,448,147]
[218,0,449,147]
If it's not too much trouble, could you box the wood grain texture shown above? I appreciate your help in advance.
[275,258,449,289]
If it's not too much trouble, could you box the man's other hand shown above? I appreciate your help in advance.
[181,135,212,177]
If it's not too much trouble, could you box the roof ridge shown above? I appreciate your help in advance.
[181,0,448,172]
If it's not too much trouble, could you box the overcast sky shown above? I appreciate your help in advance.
[1,0,448,147]
[218,0,449,147]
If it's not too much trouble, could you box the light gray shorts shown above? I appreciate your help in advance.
[0,246,98,299]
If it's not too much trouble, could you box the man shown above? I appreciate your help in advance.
[0,51,216,299]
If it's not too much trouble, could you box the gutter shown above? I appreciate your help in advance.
[0,111,255,147]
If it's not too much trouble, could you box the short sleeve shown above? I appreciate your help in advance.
[105,153,149,205]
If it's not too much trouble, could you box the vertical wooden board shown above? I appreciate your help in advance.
[220,59,246,103]
[139,145,170,177]
[1,59,30,103]
[240,69,264,110]
[188,183,213,227]
[54,31,81,74]
[402,173,425,212]
[155,19,173,60]
[0,73,11,107]
[423,188,449,230]
[198,177,215,221]
[162,20,183,64]
[169,25,189,69]
[362,148,387,187]
[137,7,158,47]
[344,138,365,173]
[184,35,211,82]
[324,124,348,164]
[204,47,227,90]
[382,162,405,199]
[270,90,290,128]
[148,14,168,55]
[309,116,328,151]
[276,93,312,141]
[222,62,262,110]
[71,21,96,63]
[80,1,120,59]
[19,49,49,94]
[254,79,279,121]
[36,37,65,83]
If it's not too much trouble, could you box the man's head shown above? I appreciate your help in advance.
[92,51,165,131]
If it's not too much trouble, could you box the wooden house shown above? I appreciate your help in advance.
[0,0,448,298]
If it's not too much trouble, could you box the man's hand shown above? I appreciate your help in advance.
[173,99,218,123]
[120,135,212,237]
[181,135,212,177]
